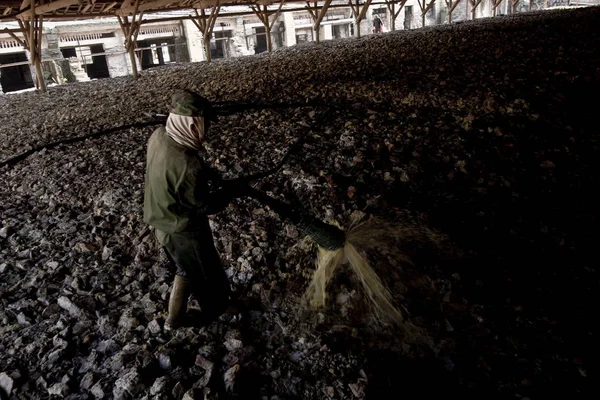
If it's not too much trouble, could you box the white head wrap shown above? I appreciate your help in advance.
[165,114,206,151]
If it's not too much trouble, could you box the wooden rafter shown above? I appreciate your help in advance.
[511,0,519,13]
[305,0,331,43]
[15,0,80,19]
[6,29,26,46]
[418,0,435,28]
[305,1,316,20]
[104,1,118,11]
[250,0,284,52]
[116,0,178,15]
[14,1,47,91]
[384,0,407,31]
[469,0,483,19]
[444,0,461,23]
[117,0,143,78]
[191,1,220,62]
[491,0,502,16]
[1,27,24,34]
[347,0,373,38]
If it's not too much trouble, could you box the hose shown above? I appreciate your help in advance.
[244,187,346,251]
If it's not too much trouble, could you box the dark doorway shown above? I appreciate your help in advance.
[61,45,110,79]
[405,6,413,29]
[137,38,176,70]
[332,24,349,39]
[61,47,77,58]
[295,33,309,44]
[211,31,232,59]
[254,26,267,54]
[87,44,110,79]
[0,52,34,93]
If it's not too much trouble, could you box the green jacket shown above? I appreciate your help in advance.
[143,127,225,244]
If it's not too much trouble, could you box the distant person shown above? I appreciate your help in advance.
[373,16,383,33]
[144,90,245,329]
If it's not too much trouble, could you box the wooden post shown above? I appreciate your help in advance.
[418,0,435,28]
[389,0,395,30]
[16,3,46,93]
[445,0,462,23]
[385,0,408,31]
[470,0,483,19]
[29,3,35,88]
[355,0,361,38]
[306,1,317,43]
[265,6,272,52]
[201,8,213,62]
[348,0,373,38]
[511,0,519,14]
[251,1,285,52]
[117,0,143,79]
[492,0,503,16]
[191,2,221,62]
[306,0,332,43]
[35,15,45,92]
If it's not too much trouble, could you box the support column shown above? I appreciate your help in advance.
[470,0,483,19]
[491,0,503,16]
[511,0,519,14]
[348,0,373,38]
[306,0,332,43]
[117,0,143,79]
[190,3,221,63]
[444,0,462,24]
[251,1,285,52]
[418,0,436,28]
[15,3,46,92]
[385,0,407,31]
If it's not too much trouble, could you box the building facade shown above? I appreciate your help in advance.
[0,0,551,94]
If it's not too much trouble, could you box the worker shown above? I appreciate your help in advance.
[373,16,383,33]
[144,89,244,329]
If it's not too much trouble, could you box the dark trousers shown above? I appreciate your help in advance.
[162,225,231,317]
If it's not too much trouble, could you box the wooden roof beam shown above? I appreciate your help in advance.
[15,0,80,19]
[117,0,195,15]
[192,0,226,8]
[0,0,21,6]
[36,0,82,14]
[1,27,24,34]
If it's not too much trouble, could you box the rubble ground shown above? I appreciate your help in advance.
[1,7,599,399]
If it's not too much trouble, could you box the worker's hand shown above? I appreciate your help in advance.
[221,179,251,198]
[234,183,252,197]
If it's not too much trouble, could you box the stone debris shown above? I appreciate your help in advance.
[57,296,84,318]
[0,7,598,400]
[223,364,239,393]
[113,369,142,399]
[47,381,70,398]
[0,372,14,397]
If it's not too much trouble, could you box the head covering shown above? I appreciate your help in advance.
[165,114,206,151]
[165,89,218,151]
[170,89,218,122]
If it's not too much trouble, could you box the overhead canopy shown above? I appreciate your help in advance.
[0,0,300,22]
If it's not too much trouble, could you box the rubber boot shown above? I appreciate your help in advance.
[165,275,190,330]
